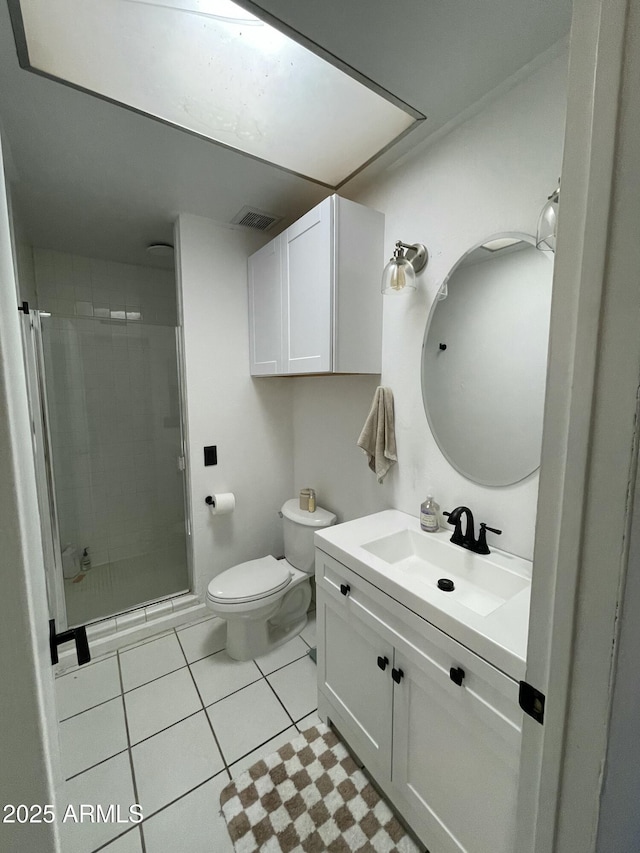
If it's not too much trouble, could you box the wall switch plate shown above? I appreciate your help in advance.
[204,445,217,466]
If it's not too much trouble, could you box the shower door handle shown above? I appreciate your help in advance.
[49,619,91,667]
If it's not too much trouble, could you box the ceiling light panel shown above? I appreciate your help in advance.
[15,0,421,186]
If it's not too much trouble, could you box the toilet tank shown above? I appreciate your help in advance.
[281,499,337,573]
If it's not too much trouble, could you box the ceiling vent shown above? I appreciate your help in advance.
[231,206,281,232]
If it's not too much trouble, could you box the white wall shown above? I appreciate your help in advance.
[292,375,389,523]
[292,52,568,559]
[176,214,294,599]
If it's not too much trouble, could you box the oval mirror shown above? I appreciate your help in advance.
[421,233,553,486]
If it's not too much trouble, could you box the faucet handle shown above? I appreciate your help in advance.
[477,522,502,555]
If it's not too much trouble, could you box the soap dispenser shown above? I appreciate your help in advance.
[420,495,440,532]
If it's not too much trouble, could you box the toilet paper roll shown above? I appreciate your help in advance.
[208,492,235,516]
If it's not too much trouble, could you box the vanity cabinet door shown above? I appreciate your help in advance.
[391,639,522,853]
[316,586,394,780]
[248,236,283,375]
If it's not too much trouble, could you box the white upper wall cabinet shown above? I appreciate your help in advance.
[248,194,384,376]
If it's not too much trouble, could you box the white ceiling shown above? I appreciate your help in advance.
[0,0,572,269]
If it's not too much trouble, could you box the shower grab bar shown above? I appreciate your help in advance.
[49,619,91,667]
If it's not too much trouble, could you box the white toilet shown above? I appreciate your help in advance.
[206,499,336,660]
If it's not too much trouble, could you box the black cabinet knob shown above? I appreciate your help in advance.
[449,666,465,686]
[392,667,404,684]
[377,655,389,671]
[340,583,350,596]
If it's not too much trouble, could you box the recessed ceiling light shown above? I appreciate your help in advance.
[11,0,422,186]
[146,243,174,257]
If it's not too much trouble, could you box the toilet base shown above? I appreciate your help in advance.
[223,576,312,661]
[226,611,308,661]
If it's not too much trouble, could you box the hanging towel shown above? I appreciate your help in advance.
[357,386,397,483]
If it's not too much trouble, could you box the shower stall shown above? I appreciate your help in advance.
[21,249,191,631]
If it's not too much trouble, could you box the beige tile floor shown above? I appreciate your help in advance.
[54,612,321,853]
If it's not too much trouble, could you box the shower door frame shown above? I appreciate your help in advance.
[25,311,195,632]
[175,323,194,594]
[21,308,68,630]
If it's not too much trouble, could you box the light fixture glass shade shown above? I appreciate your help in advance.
[536,183,560,252]
[381,257,417,294]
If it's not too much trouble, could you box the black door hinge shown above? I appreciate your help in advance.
[519,680,545,724]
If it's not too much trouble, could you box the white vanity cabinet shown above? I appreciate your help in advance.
[247,194,384,375]
[316,549,523,853]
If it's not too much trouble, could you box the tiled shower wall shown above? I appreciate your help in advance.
[34,249,177,324]
[34,249,187,572]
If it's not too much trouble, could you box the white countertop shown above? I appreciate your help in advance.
[315,509,531,681]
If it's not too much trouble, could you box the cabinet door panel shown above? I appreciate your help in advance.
[248,237,282,375]
[392,645,521,853]
[283,198,332,373]
[317,589,393,777]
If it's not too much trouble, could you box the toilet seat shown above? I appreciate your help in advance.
[207,556,292,605]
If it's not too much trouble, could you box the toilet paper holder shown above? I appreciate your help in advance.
[204,493,235,514]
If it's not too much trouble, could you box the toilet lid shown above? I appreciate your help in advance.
[207,556,292,604]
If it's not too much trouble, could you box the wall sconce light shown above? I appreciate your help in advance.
[381,241,428,294]
[536,179,560,252]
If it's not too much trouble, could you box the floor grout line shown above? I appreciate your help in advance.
[227,723,298,773]
[262,672,298,728]
[65,745,130,782]
[58,692,123,724]
[115,651,148,853]
[195,672,264,709]
[177,628,232,780]
[254,650,311,678]
[129,708,204,750]
[91,823,141,853]
[138,769,229,832]
[122,662,188,696]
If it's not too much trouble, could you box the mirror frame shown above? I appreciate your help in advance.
[421,231,552,486]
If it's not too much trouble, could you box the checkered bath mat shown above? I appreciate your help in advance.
[219,724,420,852]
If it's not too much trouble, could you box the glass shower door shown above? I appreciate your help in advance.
[39,314,190,627]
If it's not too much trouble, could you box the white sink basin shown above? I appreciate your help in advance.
[315,509,532,679]
[362,528,529,617]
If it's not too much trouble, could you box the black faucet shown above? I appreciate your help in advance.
[443,506,502,555]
